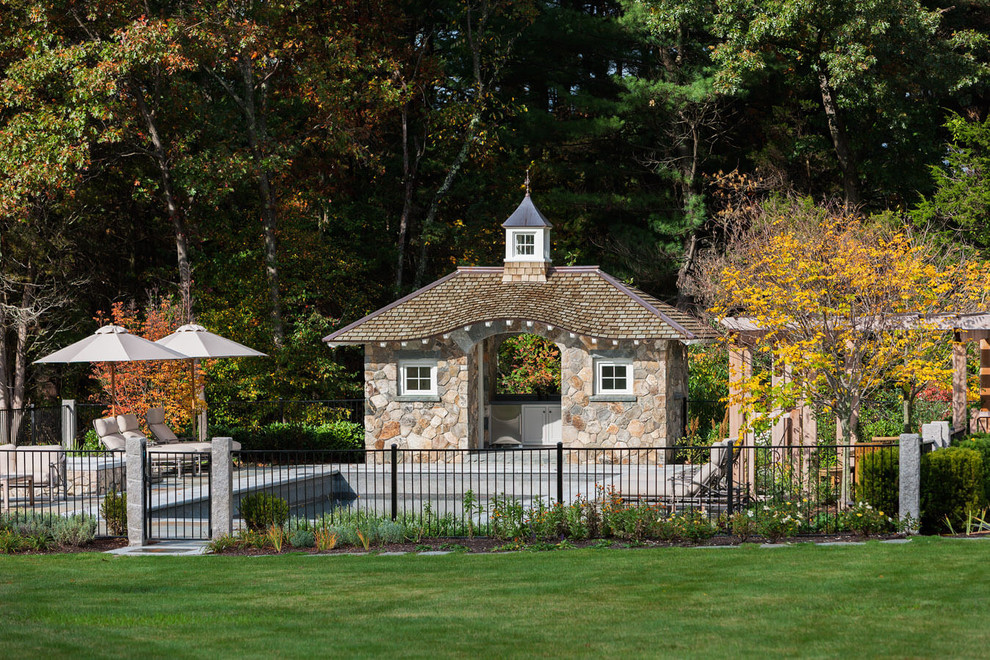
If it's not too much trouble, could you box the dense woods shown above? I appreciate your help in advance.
[2,0,990,409]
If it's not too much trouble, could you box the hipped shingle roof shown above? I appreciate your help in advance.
[323,266,713,344]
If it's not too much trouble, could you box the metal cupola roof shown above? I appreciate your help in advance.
[501,192,552,229]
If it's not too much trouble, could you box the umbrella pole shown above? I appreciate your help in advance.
[111,364,117,416]
[190,358,196,440]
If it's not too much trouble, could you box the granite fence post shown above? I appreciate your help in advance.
[211,437,234,539]
[899,433,921,529]
[125,436,147,546]
[61,399,76,449]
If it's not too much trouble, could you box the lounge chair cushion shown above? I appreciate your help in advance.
[115,414,146,441]
[93,417,128,451]
[145,407,180,443]
[93,417,119,436]
[0,444,16,475]
[709,440,729,467]
[690,463,719,489]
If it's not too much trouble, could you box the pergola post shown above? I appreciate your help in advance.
[771,362,790,447]
[728,340,751,490]
[980,339,990,433]
[952,336,967,434]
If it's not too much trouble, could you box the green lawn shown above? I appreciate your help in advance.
[1,538,988,658]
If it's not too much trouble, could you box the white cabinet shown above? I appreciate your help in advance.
[520,404,561,445]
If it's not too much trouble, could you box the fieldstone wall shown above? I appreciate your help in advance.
[364,342,469,461]
[560,339,679,461]
[363,323,687,464]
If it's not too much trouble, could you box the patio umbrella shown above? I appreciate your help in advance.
[35,324,189,414]
[155,324,266,439]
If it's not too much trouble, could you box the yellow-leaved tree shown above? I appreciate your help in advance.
[699,197,990,498]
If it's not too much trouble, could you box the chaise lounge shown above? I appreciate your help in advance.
[93,415,213,476]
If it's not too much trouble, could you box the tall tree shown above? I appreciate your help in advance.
[709,0,988,206]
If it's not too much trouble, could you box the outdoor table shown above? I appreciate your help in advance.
[0,475,34,513]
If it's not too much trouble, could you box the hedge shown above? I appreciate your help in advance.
[920,447,986,534]
[857,447,899,517]
[952,434,990,503]
[211,421,364,455]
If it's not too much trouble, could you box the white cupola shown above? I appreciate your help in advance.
[501,191,552,283]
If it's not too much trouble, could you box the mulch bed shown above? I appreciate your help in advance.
[210,532,909,556]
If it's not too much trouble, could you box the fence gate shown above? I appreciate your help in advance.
[144,449,212,541]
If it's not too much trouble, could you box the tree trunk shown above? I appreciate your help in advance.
[0,296,9,444]
[413,113,480,288]
[817,68,860,207]
[9,279,33,446]
[395,106,420,293]
[133,84,193,320]
[238,58,284,348]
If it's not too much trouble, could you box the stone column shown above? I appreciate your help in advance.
[61,399,76,449]
[211,437,234,539]
[899,433,921,528]
[125,437,147,547]
[952,338,967,434]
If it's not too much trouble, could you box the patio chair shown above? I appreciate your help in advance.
[617,440,739,506]
[93,417,128,452]
[94,415,203,477]
[115,414,148,442]
[145,407,240,451]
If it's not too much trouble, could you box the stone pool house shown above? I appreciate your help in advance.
[324,193,713,458]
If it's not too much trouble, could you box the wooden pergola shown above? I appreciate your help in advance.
[722,313,990,445]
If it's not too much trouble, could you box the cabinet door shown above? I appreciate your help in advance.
[521,405,546,445]
[544,405,562,443]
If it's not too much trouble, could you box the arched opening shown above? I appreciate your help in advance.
[486,333,562,447]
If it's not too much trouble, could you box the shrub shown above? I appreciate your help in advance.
[838,501,896,537]
[102,491,127,536]
[754,502,804,542]
[730,510,756,541]
[952,435,990,503]
[52,515,98,546]
[289,529,316,548]
[920,447,986,534]
[215,421,364,455]
[239,492,290,532]
[857,447,899,516]
[0,530,26,554]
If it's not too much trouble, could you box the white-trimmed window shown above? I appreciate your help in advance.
[399,359,437,396]
[595,359,633,395]
[514,232,536,257]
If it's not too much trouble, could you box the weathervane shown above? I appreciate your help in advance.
[524,168,531,197]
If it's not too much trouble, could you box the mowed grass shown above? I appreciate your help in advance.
[1,537,989,658]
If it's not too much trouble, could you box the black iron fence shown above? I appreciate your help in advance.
[0,406,64,447]
[0,447,126,538]
[227,441,899,537]
[144,449,212,541]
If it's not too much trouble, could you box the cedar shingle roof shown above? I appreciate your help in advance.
[324,266,714,344]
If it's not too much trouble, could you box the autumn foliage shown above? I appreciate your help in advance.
[497,334,561,397]
[703,197,990,443]
[91,298,201,433]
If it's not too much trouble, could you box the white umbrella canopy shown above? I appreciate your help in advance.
[35,324,189,414]
[35,324,189,364]
[155,324,267,359]
[156,324,266,439]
